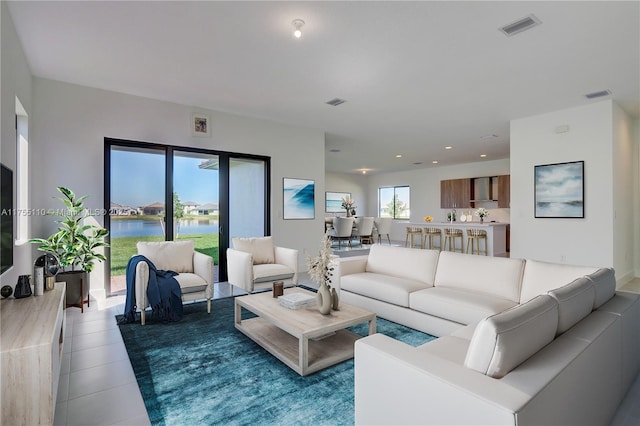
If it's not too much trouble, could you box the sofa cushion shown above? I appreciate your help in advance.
[365,244,439,285]
[586,268,616,309]
[137,240,194,273]
[410,287,518,325]
[341,272,431,308]
[464,294,558,379]
[253,263,295,283]
[433,251,525,303]
[547,277,595,335]
[520,259,598,303]
[232,236,275,265]
[174,273,208,294]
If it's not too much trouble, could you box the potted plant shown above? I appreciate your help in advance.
[29,187,109,307]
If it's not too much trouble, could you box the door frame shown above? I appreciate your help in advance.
[104,138,270,297]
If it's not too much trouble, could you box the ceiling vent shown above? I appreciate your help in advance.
[585,90,611,99]
[499,14,541,37]
[326,98,347,106]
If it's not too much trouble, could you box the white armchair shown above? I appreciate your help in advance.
[226,236,298,293]
[135,240,213,325]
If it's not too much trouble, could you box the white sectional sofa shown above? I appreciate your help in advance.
[332,244,640,425]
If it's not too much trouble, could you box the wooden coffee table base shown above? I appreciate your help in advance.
[234,288,376,376]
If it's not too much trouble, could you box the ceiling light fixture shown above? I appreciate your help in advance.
[292,19,305,39]
[362,170,367,175]
[480,154,487,158]
[395,154,402,158]
[432,161,438,164]
[445,146,452,150]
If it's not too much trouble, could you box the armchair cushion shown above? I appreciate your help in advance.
[136,240,194,273]
[232,236,275,265]
[253,264,295,283]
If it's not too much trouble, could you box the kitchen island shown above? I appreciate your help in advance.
[410,221,508,257]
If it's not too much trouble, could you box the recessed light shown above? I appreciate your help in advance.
[432,160,438,164]
[329,149,341,153]
[325,98,347,106]
[362,170,367,174]
[395,154,402,158]
[445,146,452,150]
[413,162,422,165]
[480,154,487,158]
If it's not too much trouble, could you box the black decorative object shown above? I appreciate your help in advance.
[14,275,32,298]
[1,285,13,298]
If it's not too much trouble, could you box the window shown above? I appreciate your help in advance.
[378,186,410,219]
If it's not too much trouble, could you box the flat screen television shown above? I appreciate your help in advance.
[1,163,14,275]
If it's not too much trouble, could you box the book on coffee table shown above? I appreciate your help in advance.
[278,292,316,310]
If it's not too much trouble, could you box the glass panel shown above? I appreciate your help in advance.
[379,187,394,218]
[229,158,265,238]
[109,146,165,294]
[173,151,220,282]
[395,186,411,219]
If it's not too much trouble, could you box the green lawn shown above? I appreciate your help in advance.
[110,233,219,276]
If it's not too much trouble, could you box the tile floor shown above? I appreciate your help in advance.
[54,277,640,425]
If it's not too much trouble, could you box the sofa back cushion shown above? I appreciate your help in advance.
[137,240,194,273]
[434,252,525,302]
[464,295,558,379]
[586,268,616,309]
[547,277,595,335]
[365,244,439,285]
[232,236,275,265]
[520,259,598,303]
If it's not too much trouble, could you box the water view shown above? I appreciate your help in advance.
[111,218,219,237]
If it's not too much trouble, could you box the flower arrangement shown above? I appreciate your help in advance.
[423,215,433,222]
[475,208,489,220]
[340,196,356,211]
[306,233,335,287]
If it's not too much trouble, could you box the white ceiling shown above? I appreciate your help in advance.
[7,1,640,174]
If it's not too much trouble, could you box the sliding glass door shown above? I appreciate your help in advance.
[105,139,269,296]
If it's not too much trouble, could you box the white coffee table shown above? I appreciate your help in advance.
[234,287,376,376]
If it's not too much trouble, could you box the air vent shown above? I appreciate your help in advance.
[585,90,611,99]
[326,98,347,106]
[499,14,541,37]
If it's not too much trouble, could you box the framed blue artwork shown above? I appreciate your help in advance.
[283,178,315,220]
[534,161,584,218]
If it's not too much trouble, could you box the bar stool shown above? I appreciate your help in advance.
[466,228,488,255]
[443,228,463,252]
[405,226,423,248]
[423,227,442,250]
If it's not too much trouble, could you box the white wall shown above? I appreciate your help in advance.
[30,78,326,292]
[325,172,368,216]
[510,100,636,281]
[1,1,33,287]
[365,159,510,241]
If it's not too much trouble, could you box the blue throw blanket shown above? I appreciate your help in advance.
[119,255,183,324]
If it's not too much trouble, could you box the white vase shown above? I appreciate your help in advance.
[317,282,332,315]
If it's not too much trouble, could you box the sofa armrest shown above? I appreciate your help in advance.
[193,251,214,285]
[226,248,254,292]
[274,246,299,284]
[134,261,150,309]
[355,334,529,425]
[332,256,368,292]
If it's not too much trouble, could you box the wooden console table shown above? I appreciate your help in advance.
[1,282,66,425]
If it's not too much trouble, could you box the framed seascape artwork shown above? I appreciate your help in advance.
[534,160,584,218]
[192,113,210,137]
[283,178,315,220]
[325,191,350,213]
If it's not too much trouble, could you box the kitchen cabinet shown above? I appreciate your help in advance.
[497,175,510,208]
[440,178,471,209]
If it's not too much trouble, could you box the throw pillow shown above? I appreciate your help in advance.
[232,236,275,265]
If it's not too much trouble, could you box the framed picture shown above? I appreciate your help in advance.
[534,160,584,218]
[283,178,315,220]
[192,113,210,137]
[325,191,350,213]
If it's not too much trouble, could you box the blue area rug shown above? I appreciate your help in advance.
[116,295,435,425]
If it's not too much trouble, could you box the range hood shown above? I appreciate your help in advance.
[470,177,496,202]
